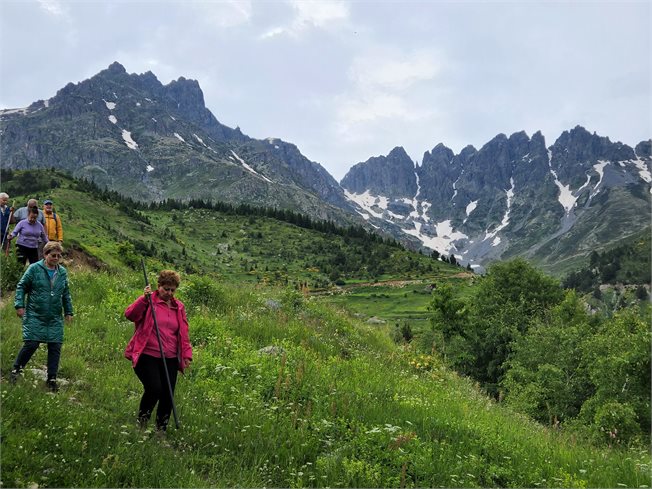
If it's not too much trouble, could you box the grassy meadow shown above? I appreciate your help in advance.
[2,270,650,488]
[1,169,650,487]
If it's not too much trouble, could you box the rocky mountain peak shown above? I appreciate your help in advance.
[551,126,635,183]
[165,77,205,112]
[423,143,455,164]
[340,146,416,198]
[635,140,652,157]
[106,61,127,74]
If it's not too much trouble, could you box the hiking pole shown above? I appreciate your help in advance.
[2,204,14,257]
[141,258,180,429]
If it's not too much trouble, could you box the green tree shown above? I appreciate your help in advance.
[464,258,564,394]
[579,307,651,444]
[502,291,594,425]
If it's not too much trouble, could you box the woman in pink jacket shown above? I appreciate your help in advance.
[124,270,192,431]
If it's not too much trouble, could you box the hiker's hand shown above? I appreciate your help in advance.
[65,315,73,323]
[182,358,192,370]
[16,308,24,318]
[144,285,152,296]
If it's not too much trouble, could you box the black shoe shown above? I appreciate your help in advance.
[9,368,21,384]
[46,378,59,392]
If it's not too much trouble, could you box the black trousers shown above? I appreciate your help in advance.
[134,354,179,430]
[13,340,62,380]
[16,244,39,265]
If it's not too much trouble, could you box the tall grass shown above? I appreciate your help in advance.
[1,271,649,487]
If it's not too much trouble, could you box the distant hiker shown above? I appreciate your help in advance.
[7,207,48,265]
[0,192,12,251]
[13,199,46,259]
[42,199,64,242]
[124,270,192,432]
[10,241,74,392]
[13,199,45,225]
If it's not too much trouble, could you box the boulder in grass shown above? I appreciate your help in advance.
[258,346,286,356]
[265,299,281,310]
[366,316,386,324]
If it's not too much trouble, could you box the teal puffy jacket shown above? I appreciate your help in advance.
[14,260,74,343]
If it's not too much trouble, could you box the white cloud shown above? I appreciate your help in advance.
[349,50,440,90]
[192,0,252,28]
[292,0,349,28]
[333,49,441,141]
[260,0,349,39]
[37,0,65,16]
[337,90,431,127]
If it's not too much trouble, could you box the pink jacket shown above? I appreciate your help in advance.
[124,292,193,372]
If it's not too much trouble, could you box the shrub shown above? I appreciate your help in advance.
[0,251,25,296]
[180,275,229,313]
[280,286,304,311]
[593,401,640,446]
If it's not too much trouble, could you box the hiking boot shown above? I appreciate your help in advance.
[9,368,21,384]
[46,378,59,392]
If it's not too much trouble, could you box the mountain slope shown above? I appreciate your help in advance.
[0,62,356,224]
[2,269,648,487]
[341,127,652,273]
[0,169,460,288]
[1,63,649,274]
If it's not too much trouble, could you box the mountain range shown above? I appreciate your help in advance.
[1,62,650,273]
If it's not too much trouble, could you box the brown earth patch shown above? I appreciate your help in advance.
[62,244,108,272]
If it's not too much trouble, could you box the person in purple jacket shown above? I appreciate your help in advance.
[7,207,48,265]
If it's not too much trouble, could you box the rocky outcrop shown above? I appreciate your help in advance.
[341,147,417,198]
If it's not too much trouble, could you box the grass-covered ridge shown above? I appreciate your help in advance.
[0,169,463,290]
[2,270,650,488]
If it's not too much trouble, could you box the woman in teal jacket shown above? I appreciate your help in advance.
[10,241,73,392]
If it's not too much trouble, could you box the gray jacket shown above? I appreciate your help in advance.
[13,207,45,225]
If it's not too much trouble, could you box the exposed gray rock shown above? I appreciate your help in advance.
[258,346,286,356]
[366,317,386,324]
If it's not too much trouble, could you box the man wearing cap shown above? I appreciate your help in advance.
[43,199,64,242]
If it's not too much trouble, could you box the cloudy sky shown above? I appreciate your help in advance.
[1,0,649,180]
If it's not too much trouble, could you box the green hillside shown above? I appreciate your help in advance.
[0,169,462,290]
[1,170,650,487]
[2,271,649,488]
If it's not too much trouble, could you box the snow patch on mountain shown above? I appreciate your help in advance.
[193,133,207,147]
[230,150,273,183]
[484,178,515,241]
[104,100,116,110]
[146,165,154,172]
[549,150,576,213]
[174,133,186,143]
[463,200,478,224]
[403,219,467,255]
[591,160,609,195]
[122,130,138,150]
[630,158,652,183]
[344,190,386,219]
[108,115,117,124]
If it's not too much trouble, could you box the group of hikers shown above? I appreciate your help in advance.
[2,192,192,433]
